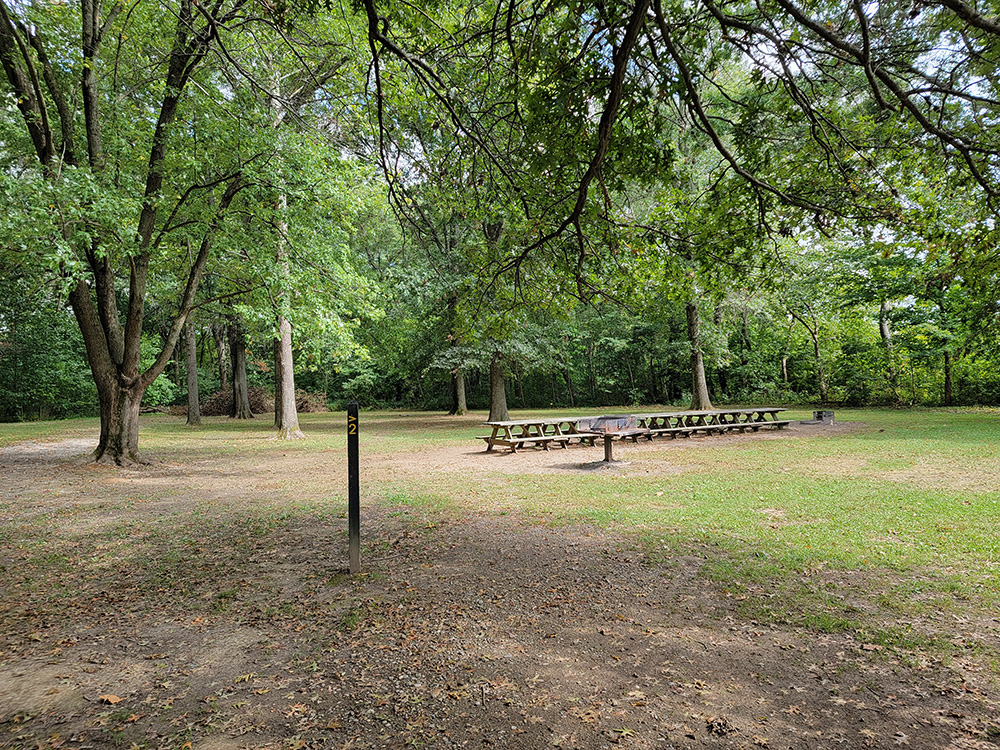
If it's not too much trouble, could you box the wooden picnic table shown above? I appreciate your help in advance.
[480,408,789,453]
[480,417,598,453]
[636,407,789,438]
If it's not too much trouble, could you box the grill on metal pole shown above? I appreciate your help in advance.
[576,415,647,463]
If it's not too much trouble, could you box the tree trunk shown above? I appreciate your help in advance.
[788,309,826,403]
[562,367,576,407]
[213,322,229,390]
[686,300,713,410]
[229,319,253,419]
[624,356,637,400]
[812,331,827,403]
[266,59,307,440]
[489,351,509,422]
[94,380,145,464]
[879,298,899,394]
[649,360,658,404]
[586,344,597,402]
[186,319,201,426]
[449,371,460,415]
[445,293,468,416]
[172,343,181,385]
[1,2,239,464]
[270,193,303,437]
[275,316,304,438]
[69,280,150,466]
[740,308,752,391]
[454,369,468,415]
[274,337,282,428]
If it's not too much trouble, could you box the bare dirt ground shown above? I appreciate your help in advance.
[1,422,998,750]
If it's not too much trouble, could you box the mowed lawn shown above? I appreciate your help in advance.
[3,406,1000,749]
[3,405,998,640]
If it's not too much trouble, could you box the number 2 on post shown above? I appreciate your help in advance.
[348,417,357,435]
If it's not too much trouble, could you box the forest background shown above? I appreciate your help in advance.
[1,0,998,459]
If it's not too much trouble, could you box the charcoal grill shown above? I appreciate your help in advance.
[576,415,649,463]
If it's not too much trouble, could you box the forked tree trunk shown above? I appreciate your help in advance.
[789,308,827,403]
[94,380,146,464]
[562,367,576,408]
[230,320,253,419]
[686,300,713,410]
[489,352,509,422]
[186,319,201,426]
[1,0,240,465]
[68,278,150,466]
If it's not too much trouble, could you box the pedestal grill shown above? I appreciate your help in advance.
[576,415,649,463]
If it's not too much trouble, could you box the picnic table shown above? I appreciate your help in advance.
[480,418,598,453]
[480,408,789,453]
[636,407,789,438]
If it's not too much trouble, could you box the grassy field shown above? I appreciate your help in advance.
[5,406,999,632]
[2,406,1000,748]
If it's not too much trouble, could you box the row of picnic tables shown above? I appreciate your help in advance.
[480,408,790,453]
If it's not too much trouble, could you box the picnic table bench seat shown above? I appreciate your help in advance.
[646,426,697,438]
[478,434,574,452]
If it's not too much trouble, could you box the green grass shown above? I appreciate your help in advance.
[4,405,1000,656]
[348,406,1000,646]
[0,416,100,447]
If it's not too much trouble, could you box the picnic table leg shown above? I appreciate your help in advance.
[555,427,569,449]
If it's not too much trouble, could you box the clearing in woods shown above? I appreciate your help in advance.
[0,409,999,749]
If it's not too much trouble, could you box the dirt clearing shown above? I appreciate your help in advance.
[0,419,998,749]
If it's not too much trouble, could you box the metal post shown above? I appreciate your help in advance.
[347,399,360,574]
[603,434,614,463]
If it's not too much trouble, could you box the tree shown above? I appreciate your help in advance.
[0,0,257,462]
[261,36,355,440]
[488,348,509,422]
[185,318,201,425]
[359,0,1000,320]
[229,315,253,419]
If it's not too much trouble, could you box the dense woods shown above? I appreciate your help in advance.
[1,0,998,457]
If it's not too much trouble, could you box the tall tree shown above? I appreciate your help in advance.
[185,318,201,425]
[0,0,258,463]
[229,316,253,419]
[488,348,509,422]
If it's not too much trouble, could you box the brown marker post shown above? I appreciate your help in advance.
[348,399,360,574]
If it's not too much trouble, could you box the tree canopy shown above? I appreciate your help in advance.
[2,0,1000,447]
